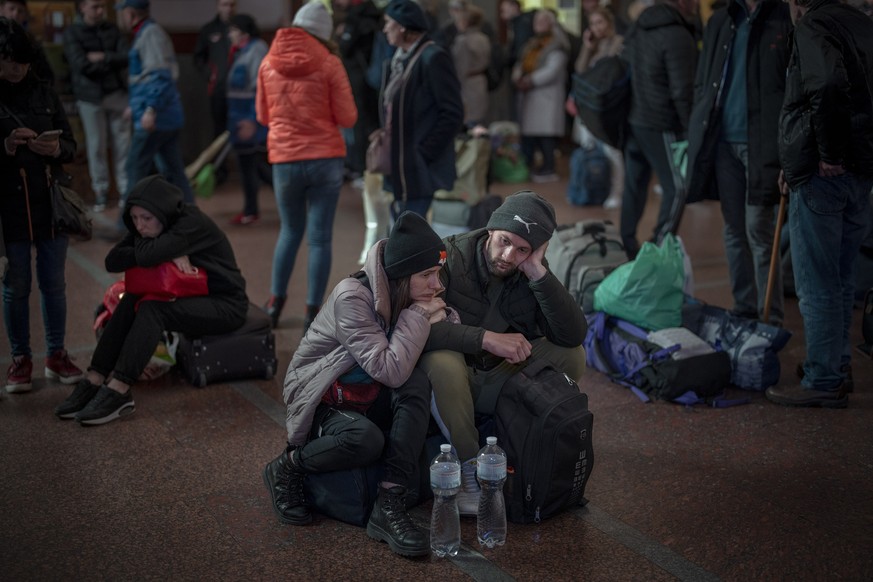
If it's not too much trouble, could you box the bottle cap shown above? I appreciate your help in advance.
[440,444,452,453]
[486,436,497,445]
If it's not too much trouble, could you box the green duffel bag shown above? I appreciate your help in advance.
[491,154,529,184]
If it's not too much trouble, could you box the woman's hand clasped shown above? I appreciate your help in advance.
[413,297,448,324]
[172,255,196,274]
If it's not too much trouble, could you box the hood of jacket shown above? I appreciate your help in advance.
[637,3,691,31]
[265,27,326,79]
[122,175,184,233]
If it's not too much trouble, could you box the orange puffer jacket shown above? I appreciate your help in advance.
[256,27,358,164]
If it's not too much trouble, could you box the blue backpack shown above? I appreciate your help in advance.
[583,312,745,407]
[567,145,611,206]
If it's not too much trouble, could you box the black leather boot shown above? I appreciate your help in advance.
[303,304,320,334]
[264,296,286,329]
[262,448,311,525]
[366,485,429,557]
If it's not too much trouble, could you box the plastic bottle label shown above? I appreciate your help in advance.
[430,463,461,489]
[477,459,507,481]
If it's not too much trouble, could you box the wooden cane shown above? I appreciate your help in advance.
[762,192,788,324]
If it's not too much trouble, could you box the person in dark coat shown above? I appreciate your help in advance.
[685,0,792,325]
[1,17,82,394]
[193,0,236,175]
[620,0,698,259]
[766,0,873,408]
[380,0,463,218]
[53,176,248,426]
[335,0,382,179]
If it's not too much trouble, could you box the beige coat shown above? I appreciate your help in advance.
[452,28,491,124]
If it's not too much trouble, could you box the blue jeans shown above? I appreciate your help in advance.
[789,173,872,390]
[271,158,343,306]
[2,236,69,357]
[716,142,783,324]
[120,129,194,227]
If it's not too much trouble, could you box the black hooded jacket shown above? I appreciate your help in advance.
[106,176,247,306]
[625,2,698,133]
[778,0,873,188]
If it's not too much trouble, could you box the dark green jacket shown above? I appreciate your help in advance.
[425,229,586,355]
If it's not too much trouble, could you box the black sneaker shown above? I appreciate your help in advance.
[366,485,429,557]
[74,386,135,425]
[55,379,100,419]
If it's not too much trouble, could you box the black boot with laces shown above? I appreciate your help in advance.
[263,447,311,525]
[366,485,429,557]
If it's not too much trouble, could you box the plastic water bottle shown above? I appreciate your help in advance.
[430,444,461,557]
[476,436,507,548]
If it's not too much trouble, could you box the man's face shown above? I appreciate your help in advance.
[80,0,106,26]
[484,230,533,278]
[228,25,242,47]
[217,0,236,22]
[1,1,27,24]
[383,15,403,47]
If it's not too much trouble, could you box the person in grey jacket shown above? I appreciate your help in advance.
[63,0,130,212]
[263,212,451,558]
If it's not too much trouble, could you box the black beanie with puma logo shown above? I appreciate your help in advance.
[485,190,556,249]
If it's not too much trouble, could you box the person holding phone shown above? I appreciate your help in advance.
[0,17,84,394]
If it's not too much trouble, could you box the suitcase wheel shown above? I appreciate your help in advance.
[197,372,207,388]
[265,364,274,380]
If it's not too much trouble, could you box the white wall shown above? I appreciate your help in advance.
[149,0,287,31]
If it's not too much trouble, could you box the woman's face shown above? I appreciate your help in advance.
[589,13,610,40]
[409,266,444,303]
[383,16,403,47]
[0,58,29,83]
[533,11,553,35]
[129,206,163,238]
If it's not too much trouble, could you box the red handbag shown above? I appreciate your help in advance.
[321,380,382,414]
[125,262,208,302]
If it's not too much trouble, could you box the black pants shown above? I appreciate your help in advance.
[236,148,272,216]
[91,293,247,385]
[296,367,431,488]
[621,124,684,257]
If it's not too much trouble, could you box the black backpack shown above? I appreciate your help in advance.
[571,55,631,150]
[494,359,594,523]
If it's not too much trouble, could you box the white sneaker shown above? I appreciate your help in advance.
[457,457,480,517]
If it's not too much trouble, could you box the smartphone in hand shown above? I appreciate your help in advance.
[35,129,62,141]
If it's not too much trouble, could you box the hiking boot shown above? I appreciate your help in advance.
[796,363,854,393]
[264,295,286,329]
[5,355,33,393]
[457,457,480,517]
[45,350,84,384]
[765,384,848,409]
[366,485,429,557]
[55,379,100,419]
[262,448,311,525]
[75,385,135,425]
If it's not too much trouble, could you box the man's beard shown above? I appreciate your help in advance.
[485,241,517,278]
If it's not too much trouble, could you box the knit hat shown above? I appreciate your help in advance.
[383,212,446,280]
[385,0,429,32]
[115,0,149,9]
[485,190,556,250]
[229,14,259,39]
[292,1,332,42]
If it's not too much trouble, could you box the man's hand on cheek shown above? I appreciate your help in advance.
[517,242,548,281]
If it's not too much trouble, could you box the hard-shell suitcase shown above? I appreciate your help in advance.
[176,302,277,387]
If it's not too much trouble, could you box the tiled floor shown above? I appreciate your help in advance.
[1,162,871,581]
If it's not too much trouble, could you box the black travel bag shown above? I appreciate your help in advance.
[494,359,594,524]
[176,302,277,387]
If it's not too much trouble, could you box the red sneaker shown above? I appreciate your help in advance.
[5,356,33,393]
[44,350,84,385]
[230,213,259,226]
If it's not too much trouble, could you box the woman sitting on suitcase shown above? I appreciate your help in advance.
[263,211,450,558]
[54,176,248,425]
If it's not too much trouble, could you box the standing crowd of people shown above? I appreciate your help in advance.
[1,0,871,561]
